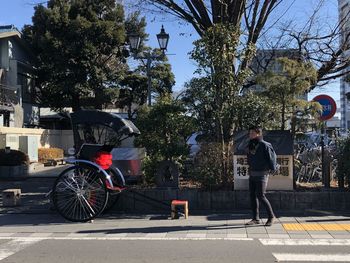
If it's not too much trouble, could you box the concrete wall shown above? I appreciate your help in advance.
[0,127,135,153]
[0,127,74,153]
[113,189,350,213]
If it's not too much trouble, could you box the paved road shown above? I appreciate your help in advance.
[1,212,350,262]
[1,237,350,262]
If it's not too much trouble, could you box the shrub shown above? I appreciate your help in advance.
[189,143,233,189]
[38,148,64,163]
[140,155,159,185]
[336,137,350,187]
[135,95,196,183]
[0,149,29,166]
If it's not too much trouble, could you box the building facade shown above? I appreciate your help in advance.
[339,0,350,130]
[248,49,307,100]
[0,25,38,128]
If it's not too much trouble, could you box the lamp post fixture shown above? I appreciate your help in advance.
[128,25,169,106]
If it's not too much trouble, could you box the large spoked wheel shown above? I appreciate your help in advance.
[52,164,108,222]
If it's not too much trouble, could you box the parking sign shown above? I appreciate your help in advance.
[312,95,337,121]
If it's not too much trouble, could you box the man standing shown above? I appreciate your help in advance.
[245,126,277,227]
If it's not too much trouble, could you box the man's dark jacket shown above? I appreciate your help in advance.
[247,138,277,172]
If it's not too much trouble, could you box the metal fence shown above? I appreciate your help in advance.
[294,139,338,187]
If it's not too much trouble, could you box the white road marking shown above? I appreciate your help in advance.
[0,236,253,241]
[66,233,89,238]
[30,233,53,237]
[273,253,350,262]
[260,238,350,246]
[0,233,14,237]
[0,238,42,261]
[145,233,167,238]
[186,233,207,238]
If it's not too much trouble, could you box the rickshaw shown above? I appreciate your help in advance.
[51,110,140,222]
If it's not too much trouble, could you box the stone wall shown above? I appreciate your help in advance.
[113,189,350,213]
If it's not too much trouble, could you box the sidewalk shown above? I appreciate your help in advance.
[1,175,350,240]
[0,165,70,214]
[0,212,350,240]
[0,177,55,214]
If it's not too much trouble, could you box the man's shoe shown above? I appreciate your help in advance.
[245,219,261,225]
[265,217,275,227]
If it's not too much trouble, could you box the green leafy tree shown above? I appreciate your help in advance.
[117,72,148,119]
[182,77,274,188]
[182,24,255,182]
[118,49,175,119]
[235,92,276,130]
[23,0,127,111]
[137,49,175,97]
[134,95,196,183]
[257,57,320,136]
[125,11,148,51]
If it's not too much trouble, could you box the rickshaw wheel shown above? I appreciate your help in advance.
[52,164,108,222]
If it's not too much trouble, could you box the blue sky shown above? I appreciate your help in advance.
[0,0,341,104]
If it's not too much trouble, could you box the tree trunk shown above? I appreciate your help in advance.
[281,101,286,130]
[291,107,296,139]
[219,118,227,184]
[127,102,133,120]
[71,93,81,112]
[94,87,103,110]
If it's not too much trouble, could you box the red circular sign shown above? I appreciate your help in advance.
[312,95,337,121]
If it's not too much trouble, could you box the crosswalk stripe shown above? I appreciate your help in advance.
[260,238,350,246]
[0,238,41,261]
[273,253,350,262]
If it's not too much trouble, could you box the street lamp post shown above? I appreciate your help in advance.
[128,25,169,106]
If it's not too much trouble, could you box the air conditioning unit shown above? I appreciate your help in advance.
[0,134,19,150]
[19,136,39,162]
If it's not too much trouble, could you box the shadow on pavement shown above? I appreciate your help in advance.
[77,224,247,235]
[0,213,67,225]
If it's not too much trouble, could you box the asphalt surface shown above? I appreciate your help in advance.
[1,238,350,263]
[1,167,350,262]
[0,212,350,262]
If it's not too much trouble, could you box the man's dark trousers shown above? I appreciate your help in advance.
[249,174,275,220]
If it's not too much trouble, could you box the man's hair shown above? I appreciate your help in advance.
[248,126,262,134]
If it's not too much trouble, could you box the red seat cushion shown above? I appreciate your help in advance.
[93,151,112,170]
[171,200,188,205]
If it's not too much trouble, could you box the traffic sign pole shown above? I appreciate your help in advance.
[312,95,337,189]
[320,123,330,188]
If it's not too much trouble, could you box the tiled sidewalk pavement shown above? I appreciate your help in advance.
[0,212,350,240]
